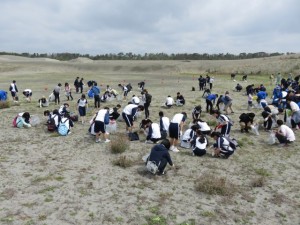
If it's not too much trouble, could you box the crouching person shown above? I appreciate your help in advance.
[192,130,208,156]
[146,139,175,175]
[141,119,161,144]
[211,132,234,159]
[58,115,73,136]
[38,96,49,107]
[275,120,295,146]
[92,107,111,143]
[17,112,31,128]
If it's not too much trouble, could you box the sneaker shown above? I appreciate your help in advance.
[172,147,180,152]
[145,140,154,144]
[104,139,111,143]
[170,145,175,151]
[95,139,100,143]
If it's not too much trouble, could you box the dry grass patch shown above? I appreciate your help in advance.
[195,174,236,196]
[0,101,10,109]
[110,135,130,154]
[250,176,265,187]
[112,155,133,168]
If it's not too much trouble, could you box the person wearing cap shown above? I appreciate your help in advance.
[169,112,187,152]
[239,113,255,133]
[53,83,62,105]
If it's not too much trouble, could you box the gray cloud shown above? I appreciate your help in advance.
[0,0,299,55]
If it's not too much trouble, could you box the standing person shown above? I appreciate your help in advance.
[74,77,79,93]
[9,80,18,101]
[122,104,144,133]
[142,89,152,119]
[79,78,84,94]
[223,91,234,114]
[91,82,101,108]
[287,98,300,129]
[118,84,128,101]
[206,93,218,113]
[247,92,253,110]
[65,83,73,101]
[77,94,88,124]
[169,112,187,152]
[198,75,205,91]
[53,83,62,105]
[138,81,145,91]
[92,107,111,143]
[159,111,170,139]
[275,120,295,145]
[22,89,32,102]
[147,139,174,175]
[206,75,210,88]
[213,110,232,137]
[209,77,214,90]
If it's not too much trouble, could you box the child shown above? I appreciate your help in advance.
[77,94,88,124]
[65,83,73,101]
[247,92,253,110]
[192,130,208,156]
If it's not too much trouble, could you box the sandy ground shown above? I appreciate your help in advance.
[0,55,300,225]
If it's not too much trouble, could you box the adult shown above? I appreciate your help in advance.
[142,89,152,119]
[53,83,62,105]
[77,94,88,124]
[275,120,295,145]
[176,92,185,106]
[206,93,218,113]
[79,78,84,94]
[74,77,79,93]
[213,110,232,137]
[91,82,101,108]
[122,104,144,133]
[159,111,170,139]
[22,89,32,102]
[93,107,111,143]
[65,83,73,101]
[192,130,208,157]
[9,80,18,101]
[211,132,234,159]
[141,119,161,144]
[239,113,255,133]
[169,112,187,152]
[165,95,174,108]
[147,139,174,175]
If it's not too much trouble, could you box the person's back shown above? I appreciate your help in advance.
[149,144,172,166]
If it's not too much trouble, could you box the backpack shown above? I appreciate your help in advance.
[12,115,20,127]
[47,115,57,131]
[58,119,69,136]
[224,136,239,150]
[146,93,152,104]
[146,161,159,175]
[128,132,139,141]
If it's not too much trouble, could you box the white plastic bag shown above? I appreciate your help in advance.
[106,120,117,134]
[30,115,40,126]
[268,132,276,145]
[250,124,260,136]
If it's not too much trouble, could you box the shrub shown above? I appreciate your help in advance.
[0,101,10,109]
[207,120,217,127]
[112,155,133,168]
[110,135,130,154]
[195,174,235,196]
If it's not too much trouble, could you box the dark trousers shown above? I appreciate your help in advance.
[75,86,79,93]
[291,119,299,129]
[209,83,213,90]
[67,92,73,100]
[263,117,272,130]
[158,159,167,173]
[144,103,150,119]
[54,92,60,104]
[276,133,292,144]
[206,99,213,113]
[193,148,206,156]
[199,83,204,90]
[94,95,100,108]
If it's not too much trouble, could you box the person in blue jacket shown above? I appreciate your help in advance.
[147,139,174,175]
[206,93,218,113]
[91,82,101,108]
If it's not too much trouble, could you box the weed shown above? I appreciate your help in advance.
[195,174,236,196]
[38,214,47,221]
[207,120,217,127]
[113,155,133,168]
[0,101,10,109]
[44,195,53,202]
[38,186,57,194]
[200,211,216,218]
[250,176,265,187]
[110,135,130,154]
[178,219,196,225]
[88,212,94,220]
[146,215,167,225]
[254,168,271,177]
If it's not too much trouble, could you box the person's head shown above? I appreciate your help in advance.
[210,131,221,140]
[44,110,50,116]
[76,77,79,79]
[81,94,86,99]
[195,105,201,111]
[278,108,284,114]
[215,94,219,98]
[248,113,255,119]
[53,109,59,115]
[138,105,144,111]
[191,124,199,131]
[182,112,187,120]
[107,85,109,88]
[177,92,180,96]
[167,95,171,97]
[143,89,148,94]
[64,103,69,107]
[225,91,229,94]
[118,83,122,87]
[213,110,220,117]
[94,82,97,86]
[277,119,284,126]
[160,139,171,150]
[65,83,68,86]
[132,95,135,97]
[116,104,121,109]
[104,107,109,111]
[159,111,164,117]
[13,80,16,83]
[58,83,61,87]
[22,112,30,120]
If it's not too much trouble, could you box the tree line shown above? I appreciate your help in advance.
[0,51,296,61]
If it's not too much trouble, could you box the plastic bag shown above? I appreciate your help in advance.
[250,124,260,136]
[106,120,117,134]
[268,132,276,145]
[30,115,40,126]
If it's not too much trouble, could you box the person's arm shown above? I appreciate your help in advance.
[165,152,173,166]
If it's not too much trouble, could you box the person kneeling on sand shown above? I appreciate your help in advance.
[192,130,208,157]
[16,112,31,128]
[275,120,295,146]
[210,132,234,159]
[146,139,175,175]
[141,119,161,144]
[165,95,174,108]
[38,96,49,107]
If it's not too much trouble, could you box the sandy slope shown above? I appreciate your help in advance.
[0,55,299,225]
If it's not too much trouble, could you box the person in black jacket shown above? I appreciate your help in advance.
[147,139,174,175]
[239,113,255,133]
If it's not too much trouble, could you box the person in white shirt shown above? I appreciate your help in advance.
[193,130,208,156]
[275,120,295,145]
[131,95,140,105]
[141,119,161,143]
[92,107,110,143]
[9,80,18,101]
[196,119,211,135]
[169,112,187,152]
[159,111,170,139]
[287,98,300,129]
[165,95,174,108]
[122,104,144,133]
[22,89,32,102]
[77,94,88,124]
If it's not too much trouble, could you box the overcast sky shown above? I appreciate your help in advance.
[0,0,299,55]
